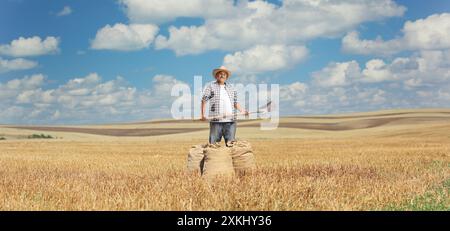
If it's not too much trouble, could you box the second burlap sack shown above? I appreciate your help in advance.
[187,143,207,174]
[229,140,256,175]
[202,143,235,180]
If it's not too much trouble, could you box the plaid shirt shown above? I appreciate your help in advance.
[202,81,237,121]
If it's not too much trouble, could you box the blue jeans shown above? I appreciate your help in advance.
[209,122,236,145]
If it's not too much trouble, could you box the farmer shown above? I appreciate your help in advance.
[201,66,249,146]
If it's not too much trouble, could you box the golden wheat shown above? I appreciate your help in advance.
[0,136,448,210]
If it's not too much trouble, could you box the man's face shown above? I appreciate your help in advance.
[215,71,228,83]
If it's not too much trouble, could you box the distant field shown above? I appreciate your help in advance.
[0,108,449,210]
[4,108,450,138]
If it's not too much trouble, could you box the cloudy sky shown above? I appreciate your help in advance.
[1,0,450,124]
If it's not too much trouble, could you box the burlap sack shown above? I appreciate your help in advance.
[229,140,256,174]
[202,143,235,180]
[187,144,207,173]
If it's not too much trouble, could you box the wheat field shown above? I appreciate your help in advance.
[0,109,449,210]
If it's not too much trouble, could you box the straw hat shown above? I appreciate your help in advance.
[212,66,231,78]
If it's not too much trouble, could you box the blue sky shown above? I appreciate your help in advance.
[1,0,450,124]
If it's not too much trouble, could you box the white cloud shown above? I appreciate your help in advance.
[8,74,45,90]
[0,36,60,57]
[91,23,159,51]
[362,50,450,86]
[279,82,415,116]
[152,0,405,55]
[341,31,402,56]
[342,13,450,55]
[280,81,308,102]
[361,59,393,83]
[312,61,361,87]
[152,74,186,96]
[0,73,188,124]
[274,46,450,115]
[0,57,37,73]
[312,49,450,88]
[0,74,45,102]
[2,55,450,124]
[51,110,61,120]
[119,0,235,24]
[57,6,72,16]
[223,45,308,74]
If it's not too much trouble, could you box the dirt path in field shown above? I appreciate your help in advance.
[130,111,450,123]
[6,127,204,137]
[245,116,450,131]
[284,111,450,119]
[6,115,450,136]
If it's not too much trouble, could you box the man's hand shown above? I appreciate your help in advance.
[200,115,207,121]
[235,103,249,116]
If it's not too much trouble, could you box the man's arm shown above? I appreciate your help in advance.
[234,102,249,115]
[233,88,248,115]
[201,100,207,121]
[200,84,212,121]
